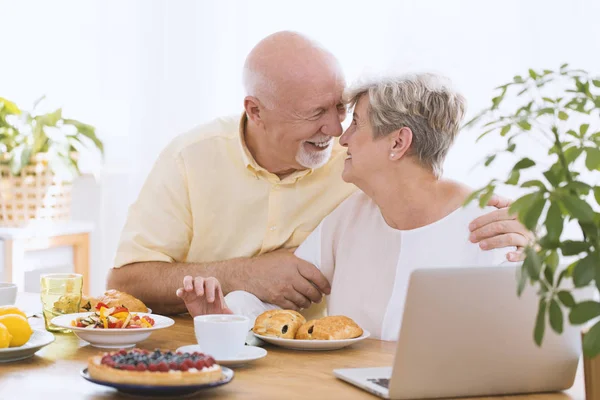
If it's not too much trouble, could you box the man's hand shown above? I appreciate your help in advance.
[469,194,534,262]
[242,249,331,311]
[176,276,233,317]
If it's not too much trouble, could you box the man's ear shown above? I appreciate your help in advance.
[388,127,413,161]
[244,96,264,128]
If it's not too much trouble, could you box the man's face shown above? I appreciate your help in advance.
[260,74,347,170]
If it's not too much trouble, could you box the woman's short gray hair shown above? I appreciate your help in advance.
[344,73,467,177]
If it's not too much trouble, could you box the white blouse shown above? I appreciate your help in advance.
[225,191,513,341]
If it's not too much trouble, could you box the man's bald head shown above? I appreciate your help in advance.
[242,31,344,109]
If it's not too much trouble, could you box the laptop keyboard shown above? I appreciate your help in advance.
[368,378,390,389]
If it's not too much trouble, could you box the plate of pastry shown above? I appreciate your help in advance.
[81,348,233,397]
[251,310,370,351]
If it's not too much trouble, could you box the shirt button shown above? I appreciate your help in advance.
[269,226,276,231]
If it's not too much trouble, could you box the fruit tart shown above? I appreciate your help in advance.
[88,348,223,385]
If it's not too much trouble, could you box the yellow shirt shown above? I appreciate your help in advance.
[114,113,357,269]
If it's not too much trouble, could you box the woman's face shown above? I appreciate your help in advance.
[339,95,393,186]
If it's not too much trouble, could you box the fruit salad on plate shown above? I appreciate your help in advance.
[71,303,155,329]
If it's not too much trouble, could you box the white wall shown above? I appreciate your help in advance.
[1,0,599,294]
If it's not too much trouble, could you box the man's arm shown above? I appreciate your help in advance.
[107,248,330,315]
[469,194,533,261]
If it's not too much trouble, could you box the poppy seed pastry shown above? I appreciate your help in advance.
[295,316,363,340]
[252,309,306,339]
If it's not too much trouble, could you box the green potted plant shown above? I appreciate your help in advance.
[0,96,104,226]
[464,64,600,397]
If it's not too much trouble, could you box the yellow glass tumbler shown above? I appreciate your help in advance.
[40,273,83,333]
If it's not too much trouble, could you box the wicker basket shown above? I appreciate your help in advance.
[0,156,72,227]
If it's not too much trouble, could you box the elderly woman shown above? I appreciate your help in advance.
[176,73,513,340]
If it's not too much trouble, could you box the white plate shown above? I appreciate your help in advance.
[176,344,267,366]
[0,329,55,362]
[252,330,370,351]
[51,312,174,349]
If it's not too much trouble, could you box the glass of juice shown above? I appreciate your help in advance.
[40,273,83,333]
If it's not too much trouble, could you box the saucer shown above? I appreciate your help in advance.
[176,344,267,366]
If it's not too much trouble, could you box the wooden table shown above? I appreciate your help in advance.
[0,294,586,399]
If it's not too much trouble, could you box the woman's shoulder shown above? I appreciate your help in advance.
[323,190,375,224]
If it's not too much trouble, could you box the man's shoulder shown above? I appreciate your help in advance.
[163,114,241,158]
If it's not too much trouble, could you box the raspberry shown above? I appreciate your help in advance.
[157,361,169,372]
[136,363,147,371]
[148,363,158,372]
[169,362,178,370]
[194,359,205,369]
[125,365,136,371]
[180,364,189,372]
[119,349,128,356]
[183,359,194,368]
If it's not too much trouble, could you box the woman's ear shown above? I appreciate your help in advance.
[389,127,413,160]
[244,96,264,128]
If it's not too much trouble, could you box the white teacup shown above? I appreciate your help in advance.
[194,314,249,359]
[0,283,17,306]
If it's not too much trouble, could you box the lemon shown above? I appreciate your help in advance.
[0,314,32,347]
[0,323,12,348]
[0,306,27,319]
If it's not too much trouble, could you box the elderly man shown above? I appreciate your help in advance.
[107,31,529,315]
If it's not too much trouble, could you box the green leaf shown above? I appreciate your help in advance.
[561,240,589,256]
[514,75,524,83]
[484,155,496,166]
[546,250,559,273]
[516,266,528,296]
[593,80,600,88]
[545,202,563,243]
[558,111,569,120]
[542,97,555,103]
[529,69,538,79]
[521,180,547,190]
[522,197,546,231]
[517,120,532,131]
[524,247,542,278]
[509,192,542,217]
[595,187,600,206]
[478,185,496,208]
[565,181,592,195]
[558,291,576,308]
[500,125,511,136]
[583,320,600,358]
[537,107,554,116]
[569,301,600,324]
[573,254,596,287]
[564,147,583,164]
[565,129,579,139]
[513,158,536,170]
[549,299,563,334]
[534,298,547,346]
[560,194,595,222]
[580,123,590,136]
[507,143,516,152]
[560,63,569,70]
[506,170,520,185]
[585,147,600,170]
[543,169,562,187]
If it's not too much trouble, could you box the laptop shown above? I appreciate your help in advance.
[334,266,583,399]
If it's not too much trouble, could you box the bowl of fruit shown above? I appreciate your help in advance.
[51,302,174,348]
